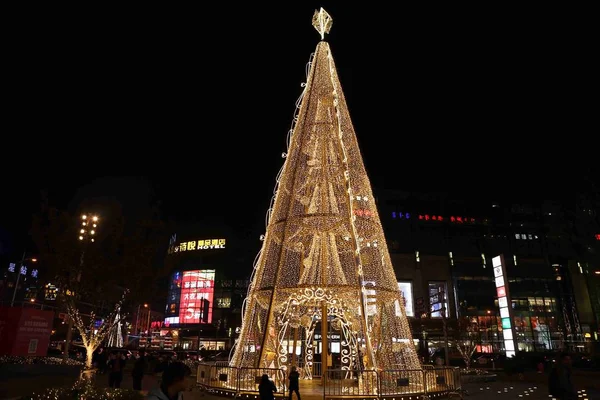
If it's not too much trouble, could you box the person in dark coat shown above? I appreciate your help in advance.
[548,353,577,400]
[146,362,190,400]
[288,366,301,400]
[258,374,277,400]
[132,350,147,390]
[93,348,107,374]
[107,351,126,388]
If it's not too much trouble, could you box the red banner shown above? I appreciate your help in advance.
[0,307,54,356]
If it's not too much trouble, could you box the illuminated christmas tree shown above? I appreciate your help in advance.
[107,307,123,348]
[231,8,421,378]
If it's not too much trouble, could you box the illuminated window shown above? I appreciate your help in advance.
[428,282,448,318]
[396,282,414,317]
[217,298,232,308]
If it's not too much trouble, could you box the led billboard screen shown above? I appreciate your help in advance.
[164,270,215,325]
[398,282,414,317]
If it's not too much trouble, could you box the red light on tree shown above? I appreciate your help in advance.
[457,217,463,223]
[595,234,600,240]
[419,215,423,220]
[438,216,443,221]
[450,216,455,222]
[425,214,430,221]
[432,216,437,221]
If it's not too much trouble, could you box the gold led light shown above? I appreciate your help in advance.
[231,8,421,385]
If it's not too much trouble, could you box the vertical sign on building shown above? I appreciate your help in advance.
[493,255,517,357]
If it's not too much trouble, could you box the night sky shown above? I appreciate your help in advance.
[2,4,596,256]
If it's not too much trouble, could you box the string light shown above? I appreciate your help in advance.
[65,289,129,370]
[231,6,421,389]
[25,376,144,400]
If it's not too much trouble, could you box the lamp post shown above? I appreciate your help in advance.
[63,213,99,362]
[10,252,37,307]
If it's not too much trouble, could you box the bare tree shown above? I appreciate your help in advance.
[454,317,479,370]
[65,289,128,369]
[30,195,167,370]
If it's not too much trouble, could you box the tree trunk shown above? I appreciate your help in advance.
[85,346,95,370]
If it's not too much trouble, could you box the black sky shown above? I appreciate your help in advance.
[1,4,597,254]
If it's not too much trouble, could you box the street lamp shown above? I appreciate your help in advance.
[78,214,99,242]
[10,253,37,307]
[64,213,100,362]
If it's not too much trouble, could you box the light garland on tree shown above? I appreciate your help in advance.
[231,8,422,393]
[65,289,129,370]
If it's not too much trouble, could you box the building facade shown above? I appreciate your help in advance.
[378,190,600,356]
[153,222,252,353]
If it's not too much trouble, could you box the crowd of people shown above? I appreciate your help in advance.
[91,348,191,391]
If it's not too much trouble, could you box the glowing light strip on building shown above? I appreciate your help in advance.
[167,239,226,254]
[493,255,517,358]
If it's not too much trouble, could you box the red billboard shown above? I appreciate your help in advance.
[0,307,54,356]
[178,270,215,324]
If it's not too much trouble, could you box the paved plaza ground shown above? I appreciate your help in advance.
[1,367,599,399]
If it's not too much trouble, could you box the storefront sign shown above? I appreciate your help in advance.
[493,255,517,358]
[168,239,226,254]
[0,307,54,356]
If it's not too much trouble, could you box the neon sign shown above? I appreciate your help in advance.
[392,212,477,223]
[392,212,411,219]
[354,209,374,217]
[168,239,226,254]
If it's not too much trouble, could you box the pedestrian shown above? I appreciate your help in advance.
[132,350,147,391]
[548,352,577,400]
[146,361,190,400]
[258,374,277,400]
[97,348,108,374]
[288,366,301,400]
[108,351,126,388]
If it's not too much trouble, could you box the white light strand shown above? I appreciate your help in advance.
[231,52,315,367]
[325,45,377,369]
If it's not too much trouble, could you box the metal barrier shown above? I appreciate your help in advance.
[312,361,322,378]
[324,369,378,398]
[237,367,286,395]
[196,364,460,399]
[196,364,212,388]
[424,367,460,394]
[379,369,426,396]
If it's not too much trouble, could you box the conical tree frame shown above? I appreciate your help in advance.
[231,40,421,374]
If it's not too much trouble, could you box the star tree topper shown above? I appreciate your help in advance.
[312,7,333,40]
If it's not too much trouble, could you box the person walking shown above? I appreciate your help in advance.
[258,374,277,400]
[107,351,126,388]
[288,366,301,400]
[132,350,147,391]
[548,352,577,400]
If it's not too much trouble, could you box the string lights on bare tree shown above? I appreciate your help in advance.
[62,214,128,372]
